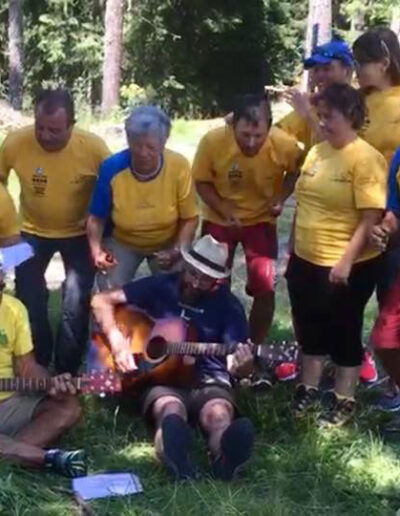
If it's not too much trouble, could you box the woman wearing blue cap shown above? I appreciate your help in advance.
[277,39,354,155]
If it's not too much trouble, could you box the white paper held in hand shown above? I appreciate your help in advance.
[0,242,34,271]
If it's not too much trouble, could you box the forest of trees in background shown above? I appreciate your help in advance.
[0,0,399,117]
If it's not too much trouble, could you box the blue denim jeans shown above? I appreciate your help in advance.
[15,233,95,374]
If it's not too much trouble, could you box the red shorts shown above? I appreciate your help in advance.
[371,274,400,350]
[202,221,277,297]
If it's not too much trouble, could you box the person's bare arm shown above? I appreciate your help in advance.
[14,353,76,396]
[370,211,399,251]
[196,181,240,226]
[91,289,136,372]
[0,235,21,247]
[87,215,116,270]
[330,209,382,285]
[15,352,51,380]
[154,216,199,270]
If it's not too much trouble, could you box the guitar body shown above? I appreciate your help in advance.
[88,306,195,392]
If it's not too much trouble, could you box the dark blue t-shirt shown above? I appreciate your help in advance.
[122,273,248,387]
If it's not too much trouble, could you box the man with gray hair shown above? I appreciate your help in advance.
[87,104,198,288]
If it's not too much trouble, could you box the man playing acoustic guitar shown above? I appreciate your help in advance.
[92,234,255,481]
[0,253,86,477]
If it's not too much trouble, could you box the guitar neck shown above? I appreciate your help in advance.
[165,341,296,363]
[0,377,81,393]
[166,342,241,357]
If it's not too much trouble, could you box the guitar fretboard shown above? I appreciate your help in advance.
[0,377,81,392]
[167,342,235,357]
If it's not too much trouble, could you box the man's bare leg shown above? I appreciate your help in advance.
[0,434,45,468]
[199,398,254,481]
[0,396,82,474]
[152,396,187,459]
[15,396,81,447]
[249,293,275,344]
[151,395,194,480]
[198,398,233,455]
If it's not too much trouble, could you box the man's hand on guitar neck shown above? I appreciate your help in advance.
[227,342,254,378]
[49,373,78,398]
[109,328,137,373]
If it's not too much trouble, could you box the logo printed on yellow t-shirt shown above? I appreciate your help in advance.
[228,162,243,189]
[0,329,8,347]
[32,167,48,196]
[136,199,156,210]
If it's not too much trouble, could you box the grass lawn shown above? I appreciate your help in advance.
[1,119,399,516]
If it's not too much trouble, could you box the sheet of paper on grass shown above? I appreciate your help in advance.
[0,242,34,271]
[72,473,143,501]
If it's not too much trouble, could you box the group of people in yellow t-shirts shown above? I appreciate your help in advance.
[1,25,400,481]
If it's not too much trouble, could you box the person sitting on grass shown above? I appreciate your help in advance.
[0,250,86,478]
[92,234,255,481]
[286,83,387,427]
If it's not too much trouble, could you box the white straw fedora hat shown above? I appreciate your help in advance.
[181,234,230,279]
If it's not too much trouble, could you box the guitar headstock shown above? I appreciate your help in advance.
[256,341,298,366]
[79,370,122,395]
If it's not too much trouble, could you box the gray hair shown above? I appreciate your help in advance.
[125,105,171,144]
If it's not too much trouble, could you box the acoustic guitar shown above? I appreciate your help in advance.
[0,371,121,396]
[88,305,297,392]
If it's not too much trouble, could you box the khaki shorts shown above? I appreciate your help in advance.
[0,394,45,437]
[142,384,237,424]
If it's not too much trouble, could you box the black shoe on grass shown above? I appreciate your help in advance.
[212,417,254,481]
[45,449,87,478]
[161,414,196,481]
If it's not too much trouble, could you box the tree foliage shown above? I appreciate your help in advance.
[0,0,398,116]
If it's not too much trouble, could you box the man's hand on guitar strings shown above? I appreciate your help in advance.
[227,342,254,378]
[109,328,137,373]
[49,373,77,398]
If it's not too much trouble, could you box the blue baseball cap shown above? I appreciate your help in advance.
[304,40,353,69]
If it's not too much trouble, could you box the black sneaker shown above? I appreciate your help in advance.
[45,449,87,478]
[161,414,196,481]
[212,417,254,481]
[248,372,273,392]
[292,384,320,417]
[318,392,356,428]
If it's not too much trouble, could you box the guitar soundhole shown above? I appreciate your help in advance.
[147,336,168,361]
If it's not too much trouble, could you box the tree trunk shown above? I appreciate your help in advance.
[302,0,332,91]
[391,6,400,40]
[101,0,124,116]
[8,0,23,111]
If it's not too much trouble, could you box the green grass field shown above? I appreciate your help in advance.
[1,119,399,516]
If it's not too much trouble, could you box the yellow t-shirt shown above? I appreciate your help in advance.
[192,125,302,226]
[360,86,400,165]
[276,107,319,154]
[91,148,198,252]
[0,294,33,402]
[0,126,110,237]
[0,183,19,239]
[295,138,387,266]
